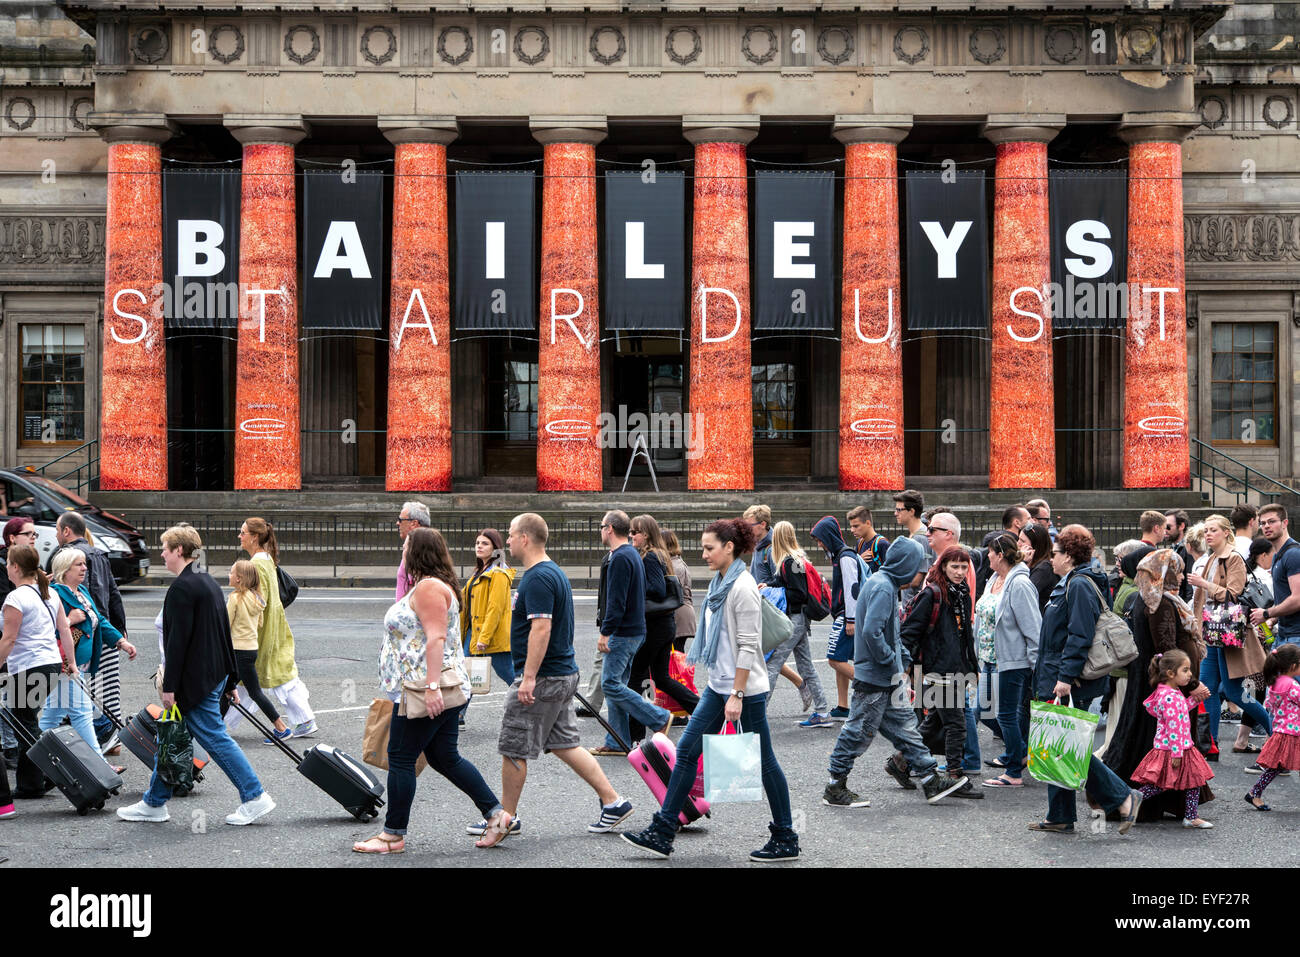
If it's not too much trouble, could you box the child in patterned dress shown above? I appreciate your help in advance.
[1245,644,1300,811]
[1130,649,1216,829]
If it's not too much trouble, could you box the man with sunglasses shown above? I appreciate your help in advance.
[1025,498,1057,542]
[893,490,933,606]
[1250,504,1300,648]
[395,500,431,600]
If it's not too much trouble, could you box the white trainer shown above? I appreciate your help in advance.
[117,800,170,823]
[225,791,275,826]
[1182,817,1214,829]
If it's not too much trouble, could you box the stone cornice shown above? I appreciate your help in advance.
[0,211,106,283]
[1184,209,1300,265]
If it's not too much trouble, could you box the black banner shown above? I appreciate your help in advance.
[1049,169,1128,329]
[454,171,536,331]
[754,171,835,330]
[302,171,385,329]
[603,171,686,330]
[904,170,989,330]
[161,169,241,329]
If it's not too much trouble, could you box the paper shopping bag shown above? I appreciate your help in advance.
[361,698,427,775]
[703,722,763,803]
[1027,698,1099,790]
[468,656,493,694]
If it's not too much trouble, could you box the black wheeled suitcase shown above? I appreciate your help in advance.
[229,698,384,822]
[0,709,121,815]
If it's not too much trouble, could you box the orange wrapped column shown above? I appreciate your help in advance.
[686,128,756,491]
[99,132,171,489]
[987,134,1057,489]
[382,124,457,491]
[1123,135,1191,488]
[836,125,908,491]
[229,124,306,490]
[534,131,605,492]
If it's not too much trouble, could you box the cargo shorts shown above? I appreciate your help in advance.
[497,672,582,760]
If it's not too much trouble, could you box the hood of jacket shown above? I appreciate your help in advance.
[879,534,925,588]
[811,515,850,557]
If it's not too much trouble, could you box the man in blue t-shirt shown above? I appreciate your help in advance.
[479,512,632,846]
[1251,504,1300,646]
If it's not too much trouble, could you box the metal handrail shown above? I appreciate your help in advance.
[1190,437,1299,505]
[30,439,99,496]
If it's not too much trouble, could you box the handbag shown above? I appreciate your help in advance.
[361,698,427,775]
[645,573,684,618]
[1027,696,1099,790]
[276,564,299,608]
[702,719,763,803]
[400,665,468,718]
[1074,576,1139,681]
[760,596,793,654]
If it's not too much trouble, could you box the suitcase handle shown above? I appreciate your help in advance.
[67,672,126,731]
[0,699,39,750]
[226,695,305,767]
[572,690,632,753]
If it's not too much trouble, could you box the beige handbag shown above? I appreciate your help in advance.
[400,665,467,718]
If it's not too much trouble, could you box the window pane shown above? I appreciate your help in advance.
[1233,354,1251,381]
[64,351,84,379]
[1232,383,1251,408]
[1233,324,1253,349]
[1254,383,1274,409]
[1211,353,1232,380]
[22,352,42,380]
[1253,355,1274,381]
[1212,325,1231,351]
[1211,383,1230,410]
[1257,414,1275,441]
[21,383,43,413]
[21,326,44,352]
[42,353,60,380]
[751,365,767,384]
[63,326,85,348]
[1212,411,1232,439]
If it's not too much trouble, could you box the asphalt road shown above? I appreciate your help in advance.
[2,585,1291,869]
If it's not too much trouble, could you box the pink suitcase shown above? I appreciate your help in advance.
[575,692,710,827]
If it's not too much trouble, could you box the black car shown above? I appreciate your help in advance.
[0,468,150,585]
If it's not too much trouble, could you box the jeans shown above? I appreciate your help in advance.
[1043,690,1133,824]
[601,633,670,750]
[234,649,280,723]
[0,664,60,802]
[996,668,1033,777]
[1200,645,1272,745]
[144,683,263,808]
[38,672,99,753]
[654,688,793,836]
[765,610,829,713]
[829,680,938,780]
[383,701,501,835]
[960,684,982,771]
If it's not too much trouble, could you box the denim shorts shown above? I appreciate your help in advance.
[497,672,581,760]
[826,615,852,663]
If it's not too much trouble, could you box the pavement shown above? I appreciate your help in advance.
[2,585,1292,869]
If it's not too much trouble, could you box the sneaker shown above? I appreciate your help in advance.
[467,815,521,837]
[1220,707,1239,723]
[1244,763,1265,774]
[798,683,815,713]
[798,712,834,729]
[0,804,15,819]
[750,825,800,862]
[884,754,917,790]
[822,778,870,808]
[587,798,634,833]
[951,779,985,799]
[262,727,294,745]
[621,821,675,859]
[1182,817,1214,829]
[225,791,275,826]
[291,722,318,738]
[1250,727,1268,738]
[922,773,969,804]
[117,800,170,823]
[828,706,851,721]
[575,706,596,718]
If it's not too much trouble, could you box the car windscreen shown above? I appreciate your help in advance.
[24,474,92,510]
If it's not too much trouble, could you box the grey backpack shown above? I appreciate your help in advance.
[1075,575,1140,681]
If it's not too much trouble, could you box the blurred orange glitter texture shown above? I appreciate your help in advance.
[386,142,451,491]
[1124,142,1189,488]
[537,142,602,491]
[689,141,753,491]
[100,142,167,489]
[234,142,301,490]
[839,142,904,491]
[989,141,1056,489]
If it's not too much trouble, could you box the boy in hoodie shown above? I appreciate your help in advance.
[811,516,867,721]
[823,536,970,807]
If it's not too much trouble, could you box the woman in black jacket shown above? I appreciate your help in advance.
[628,515,698,741]
[901,545,981,798]
[1019,523,1058,612]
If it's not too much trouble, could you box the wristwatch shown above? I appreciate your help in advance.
[730,689,745,699]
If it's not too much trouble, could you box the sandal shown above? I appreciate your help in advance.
[352,834,405,854]
[475,811,514,849]
[1027,821,1073,833]
[1232,744,1261,754]
[982,775,1023,788]
[588,746,628,757]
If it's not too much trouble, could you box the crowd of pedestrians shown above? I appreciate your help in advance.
[5,493,1300,863]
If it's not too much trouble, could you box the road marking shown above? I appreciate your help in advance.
[314,691,507,715]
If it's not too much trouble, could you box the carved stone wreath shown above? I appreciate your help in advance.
[817,26,854,66]
[1121,25,1158,64]
[69,96,93,131]
[208,25,245,65]
[1199,95,1228,130]
[1263,95,1294,130]
[589,26,626,66]
[514,26,550,66]
[742,26,779,65]
[284,25,320,66]
[1044,26,1082,64]
[360,25,397,66]
[132,24,170,64]
[893,26,929,65]
[437,26,473,66]
[968,26,1005,65]
[5,97,35,132]
[665,26,702,66]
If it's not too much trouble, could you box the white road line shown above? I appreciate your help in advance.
[314,691,507,715]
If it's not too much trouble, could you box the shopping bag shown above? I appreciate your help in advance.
[156,704,195,792]
[703,721,763,803]
[655,650,696,716]
[1027,697,1098,790]
[692,716,736,799]
[468,657,493,695]
[361,698,427,775]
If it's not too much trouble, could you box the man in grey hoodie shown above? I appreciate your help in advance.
[823,536,970,807]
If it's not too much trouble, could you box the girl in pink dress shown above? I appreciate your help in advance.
[1245,644,1300,811]
[1130,649,1216,829]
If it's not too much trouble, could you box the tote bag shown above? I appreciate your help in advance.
[1027,697,1099,790]
[703,720,763,803]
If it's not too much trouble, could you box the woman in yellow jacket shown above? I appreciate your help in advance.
[459,528,516,687]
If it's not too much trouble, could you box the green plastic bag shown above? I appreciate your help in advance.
[157,704,195,794]
[1027,697,1098,790]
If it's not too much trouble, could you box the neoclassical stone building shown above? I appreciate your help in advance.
[1,1,1297,493]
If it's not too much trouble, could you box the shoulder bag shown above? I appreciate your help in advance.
[645,572,684,618]
[400,664,467,718]
[1074,575,1139,681]
[276,564,299,608]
